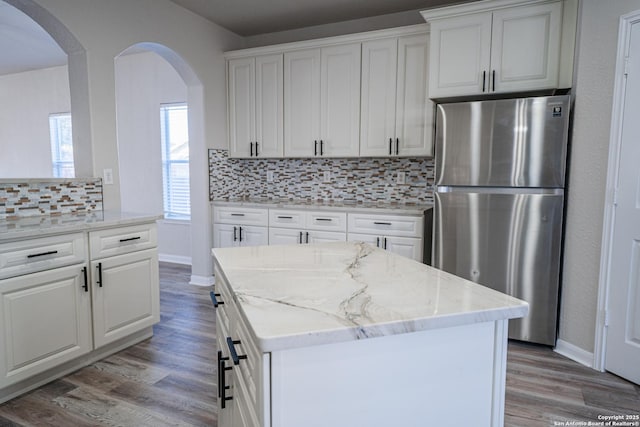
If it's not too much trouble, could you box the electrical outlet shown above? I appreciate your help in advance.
[397,171,406,185]
[323,171,331,183]
[267,171,274,182]
[103,168,114,185]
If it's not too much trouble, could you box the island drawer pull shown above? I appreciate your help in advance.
[217,350,230,399]
[219,358,233,408]
[315,218,332,222]
[210,291,224,308]
[230,213,245,217]
[373,222,392,226]
[226,336,247,365]
[27,250,58,258]
[119,236,141,243]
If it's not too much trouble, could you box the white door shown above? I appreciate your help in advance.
[284,49,321,157]
[255,54,283,158]
[428,12,492,98]
[320,44,361,157]
[395,34,433,157]
[383,236,423,262]
[360,38,398,157]
[307,231,346,244]
[347,233,383,248]
[228,58,255,158]
[92,249,160,348]
[491,2,562,93]
[0,264,92,387]
[604,20,640,385]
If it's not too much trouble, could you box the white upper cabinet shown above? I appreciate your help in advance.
[360,34,433,157]
[285,44,360,157]
[425,0,564,98]
[229,54,283,158]
[284,49,321,157]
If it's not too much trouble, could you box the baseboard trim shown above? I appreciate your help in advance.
[158,254,192,265]
[190,274,215,287]
[554,339,594,368]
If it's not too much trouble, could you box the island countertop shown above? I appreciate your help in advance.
[212,242,528,352]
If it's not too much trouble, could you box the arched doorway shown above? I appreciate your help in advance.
[115,43,212,286]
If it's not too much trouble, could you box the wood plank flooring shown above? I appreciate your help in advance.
[0,262,637,427]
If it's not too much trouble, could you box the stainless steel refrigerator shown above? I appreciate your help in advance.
[433,95,570,346]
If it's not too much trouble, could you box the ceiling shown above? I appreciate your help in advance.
[0,0,470,76]
[168,0,468,36]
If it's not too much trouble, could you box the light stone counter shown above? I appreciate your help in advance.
[212,241,528,352]
[211,199,431,215]
[0,211,162,243]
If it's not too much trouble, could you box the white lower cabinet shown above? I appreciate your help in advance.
[0,264,92,388]
[348,233,422,261]
[214,224,269,248]
[0,220,160,400]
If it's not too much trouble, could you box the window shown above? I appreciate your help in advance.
[49,113,74,178]
[160,103,190,220]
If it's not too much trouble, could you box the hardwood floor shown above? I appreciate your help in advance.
[0,262,637,426]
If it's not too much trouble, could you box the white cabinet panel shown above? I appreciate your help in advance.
[307,211,347,232]
[214,207,269,227]
[348,213,423,238]
[214,224,268,248]
[284,49,321,157]
[383,236,423,261]
[228,57,255,158]
[269,210,306,229]
[307,231,346,244]
[269,228,304,246]
[428,13,492,98]
[89,223,157,259]
[319,44,361,158]
[91,248,159,348]
[240,226,269,247]
[0,264,92,387]
[360,38,398,157]
[491,2,562,92]
[0,233,86,280]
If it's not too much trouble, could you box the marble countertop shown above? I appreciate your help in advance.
[212,242,528,352]
[0,211,162,242]
[212,199,432,215]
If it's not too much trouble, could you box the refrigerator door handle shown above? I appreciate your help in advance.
[436,186,564,196]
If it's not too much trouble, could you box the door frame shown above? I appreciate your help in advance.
[594,9,640,371]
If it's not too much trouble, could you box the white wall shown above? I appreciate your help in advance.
[116,51,191,264]
[559,0,640,354]
[15,0,244,283]
[0,65,70,178]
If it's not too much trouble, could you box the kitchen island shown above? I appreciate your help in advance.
[212,242,528,427]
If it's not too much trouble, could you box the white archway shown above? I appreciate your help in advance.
[4,0,93,177]
[115,43,213,286]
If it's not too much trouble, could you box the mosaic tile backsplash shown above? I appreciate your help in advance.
[209,149,434,204]
[0,179,103,220]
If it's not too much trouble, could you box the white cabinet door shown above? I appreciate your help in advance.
[255,54,283,158]
[269,228,304,246]
[490,2,562,93]
[284,49,321,157]
[383,236,423,262]
[395,34,433,157]
[347,233,381,248]
[360,38,398,157]
[214,224,240,248]
[319,43,361,157]
[228,57,255,158]
[239,226,269,247]
[92,248,160,348]
[0,264,92,388]
[307,231,346,244]
[428,12,492,98]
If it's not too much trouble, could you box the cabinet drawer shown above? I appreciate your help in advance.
[213,207,268,226]
[268,210,306,229]
[347,213,423,238]
[0,233,86,280]
[306,211,346,232]
[230,310,263,417]
[89,223,157,259]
